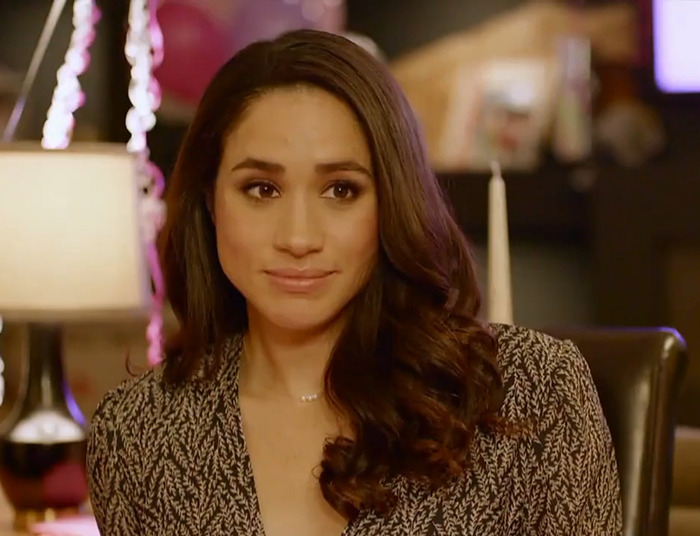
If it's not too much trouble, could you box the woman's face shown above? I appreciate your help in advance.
[213,86,378,335]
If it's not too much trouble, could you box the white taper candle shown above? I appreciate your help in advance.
[487,161,514,324]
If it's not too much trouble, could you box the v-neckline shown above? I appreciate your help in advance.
[231,354,357,536]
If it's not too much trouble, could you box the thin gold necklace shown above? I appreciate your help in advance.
[241,339,322,403]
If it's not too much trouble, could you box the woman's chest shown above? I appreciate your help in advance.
[135,399,263,534]
[134,396,532,536]
[135,439,526,536]
[133,395,345,536]
[242,409,348,536]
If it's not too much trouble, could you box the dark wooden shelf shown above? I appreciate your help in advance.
[437,161,591,243]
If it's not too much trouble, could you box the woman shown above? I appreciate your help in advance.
[87,29,622,535]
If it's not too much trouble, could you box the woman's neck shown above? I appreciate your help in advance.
[239,313,344,403]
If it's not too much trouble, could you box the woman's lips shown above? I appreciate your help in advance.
[264,269,336,293]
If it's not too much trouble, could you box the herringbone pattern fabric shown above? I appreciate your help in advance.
[87,324,622,535]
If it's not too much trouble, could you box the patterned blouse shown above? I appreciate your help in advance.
[87,324,623,535]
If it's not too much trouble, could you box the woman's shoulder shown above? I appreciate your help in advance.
[429,325,620,532]
[85,366,176,497]
[89,339,242,442]
[490,323,579,369]
[89,366,170,439]
[489,323,594,421]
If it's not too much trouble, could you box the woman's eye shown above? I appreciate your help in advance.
[245,182,279,199]
[323,181,358,200]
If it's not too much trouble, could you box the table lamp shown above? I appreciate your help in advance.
[0,143,150,529]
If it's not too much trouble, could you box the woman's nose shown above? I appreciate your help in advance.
[273,195,323,257]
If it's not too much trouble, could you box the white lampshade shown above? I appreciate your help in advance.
[0,143,151,321]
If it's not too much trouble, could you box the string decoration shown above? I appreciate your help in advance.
[41,0,101,149]
[125,0,166,366]
[37,0,166,367]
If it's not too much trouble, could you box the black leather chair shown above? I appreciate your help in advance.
[545,327,687,536]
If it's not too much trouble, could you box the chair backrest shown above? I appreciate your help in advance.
[545,327,687,536]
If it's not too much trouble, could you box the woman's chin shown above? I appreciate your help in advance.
[269,313,335,334]
[250,303,346,337]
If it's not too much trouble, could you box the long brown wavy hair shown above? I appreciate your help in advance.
[158,29,506,520]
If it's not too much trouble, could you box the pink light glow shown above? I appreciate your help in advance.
[653,0,700,93]
[31,515,98,535]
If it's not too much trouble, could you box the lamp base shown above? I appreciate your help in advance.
[0,324,88,524]
[0,438,88,524]
[14,505,84,531]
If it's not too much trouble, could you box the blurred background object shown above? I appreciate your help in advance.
[154,0,347,121]
[0,64,21,133]
[0,144,149,529]
[0,64,21,98]
[0,0,157,529]
[388,1,645,171]
[652,0,700,94]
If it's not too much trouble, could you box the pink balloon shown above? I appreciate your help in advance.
[155,2,230,104]
[227,0,346,53]
[155,0,346,107]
